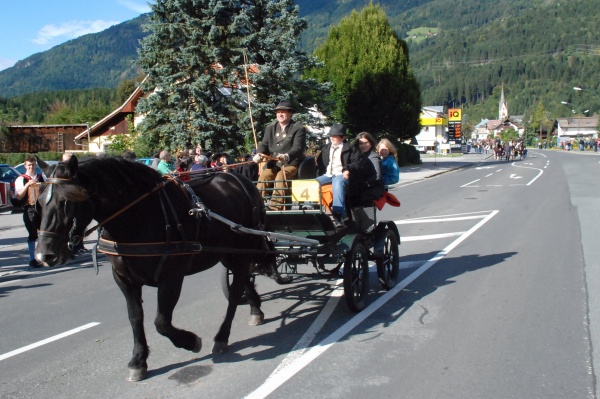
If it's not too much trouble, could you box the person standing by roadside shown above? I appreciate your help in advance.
[13,155,45,268]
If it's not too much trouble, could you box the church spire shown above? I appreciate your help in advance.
[499,84,509,120]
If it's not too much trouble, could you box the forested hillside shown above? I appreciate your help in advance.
[0,15,148,98]
[0,0,599,124]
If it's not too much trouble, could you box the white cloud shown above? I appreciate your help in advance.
[117,0,152,14]
[32,20,121,45]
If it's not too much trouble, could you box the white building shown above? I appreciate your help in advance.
[555,116,599,144]
[414,106,448,152]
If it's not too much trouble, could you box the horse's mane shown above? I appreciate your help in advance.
[57,157,164,205]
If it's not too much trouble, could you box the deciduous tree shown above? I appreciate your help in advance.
[309,4,422,141]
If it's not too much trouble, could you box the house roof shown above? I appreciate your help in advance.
[475,119,489,128]
[486,120,502,130]
[75,77,147,140]
[556,116,599,129]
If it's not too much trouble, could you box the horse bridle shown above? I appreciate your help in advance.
[38,175,175,251]
[37,176,84,250]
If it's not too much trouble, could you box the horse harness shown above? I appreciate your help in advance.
[41,171,267,279]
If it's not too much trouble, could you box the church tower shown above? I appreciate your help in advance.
[499,84,509,120]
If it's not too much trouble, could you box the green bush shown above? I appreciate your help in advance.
[397,143,421,166]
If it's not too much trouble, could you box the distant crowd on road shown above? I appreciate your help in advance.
[559,138,600,152]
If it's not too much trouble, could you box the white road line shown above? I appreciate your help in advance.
[245,210,499,399]
[0,322,100,362]
[402,210,491,221]
[254,281,344,388]
[461,179,480,187]
[485,173,493,177]
[510,160,544,185]
[402,232,466,241]
[396,215,486,224]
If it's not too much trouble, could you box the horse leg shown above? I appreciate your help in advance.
[154,273,202,354]
[245,275,264,326]
[212,265,246,354]
[112,268,149,382]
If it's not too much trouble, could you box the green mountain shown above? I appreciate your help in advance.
[1,0,599,122]
[0,15,149,97]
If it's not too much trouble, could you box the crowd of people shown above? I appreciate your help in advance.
[559,138,600,152]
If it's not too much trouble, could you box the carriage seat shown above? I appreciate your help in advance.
[297,156,317,179]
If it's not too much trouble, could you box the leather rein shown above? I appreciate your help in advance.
[40,176,176,242]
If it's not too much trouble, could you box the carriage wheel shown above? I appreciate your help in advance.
[220,266,250,305]
[376,229,400,290]
[343,239,370,312]
[272,256,295,284]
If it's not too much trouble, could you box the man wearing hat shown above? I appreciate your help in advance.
[254,100,307,209]
[315,123,354,228]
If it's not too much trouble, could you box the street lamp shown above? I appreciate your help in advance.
[574,86,600,102]
[574,87,600,114]
[560,101,589,116]
[560,101,576,114]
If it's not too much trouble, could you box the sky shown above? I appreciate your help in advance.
[0,0,152,71]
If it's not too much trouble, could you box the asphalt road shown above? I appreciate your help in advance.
[0,149,598,399]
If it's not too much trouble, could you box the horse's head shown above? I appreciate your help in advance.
[36,156,94,266]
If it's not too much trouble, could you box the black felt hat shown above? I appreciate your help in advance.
[327,123,347,137]
[274,100,294,111]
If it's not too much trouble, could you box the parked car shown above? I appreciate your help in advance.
[136,158,154,167]
[14,160,59,175]
[0,164,20,193]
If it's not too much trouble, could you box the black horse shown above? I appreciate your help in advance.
[35,156,273,381]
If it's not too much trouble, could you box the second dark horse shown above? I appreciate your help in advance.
[35,156,272,381]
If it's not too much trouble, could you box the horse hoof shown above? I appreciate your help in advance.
[248,313,264,326]
[192,336,202,353]
[212,341,229,354]
[127,367,148,382]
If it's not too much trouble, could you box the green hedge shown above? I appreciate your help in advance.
[397,143,422,166]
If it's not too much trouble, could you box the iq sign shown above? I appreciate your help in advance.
[448,108,462,122]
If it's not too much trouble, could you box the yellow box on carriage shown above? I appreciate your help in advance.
[291,179,321,202]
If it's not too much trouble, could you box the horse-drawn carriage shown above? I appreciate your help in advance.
[219,175,401,312]
[33,155,401,381]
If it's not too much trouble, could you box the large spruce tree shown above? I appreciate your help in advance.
[136,0,327,153]
[310,4,422,141]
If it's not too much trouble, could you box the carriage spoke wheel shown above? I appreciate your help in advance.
[220,266,252,305]
[376,229,400,290]
[273,256,295,284]
[343,239,369,312]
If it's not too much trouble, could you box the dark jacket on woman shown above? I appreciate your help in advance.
[346,150,385,206]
